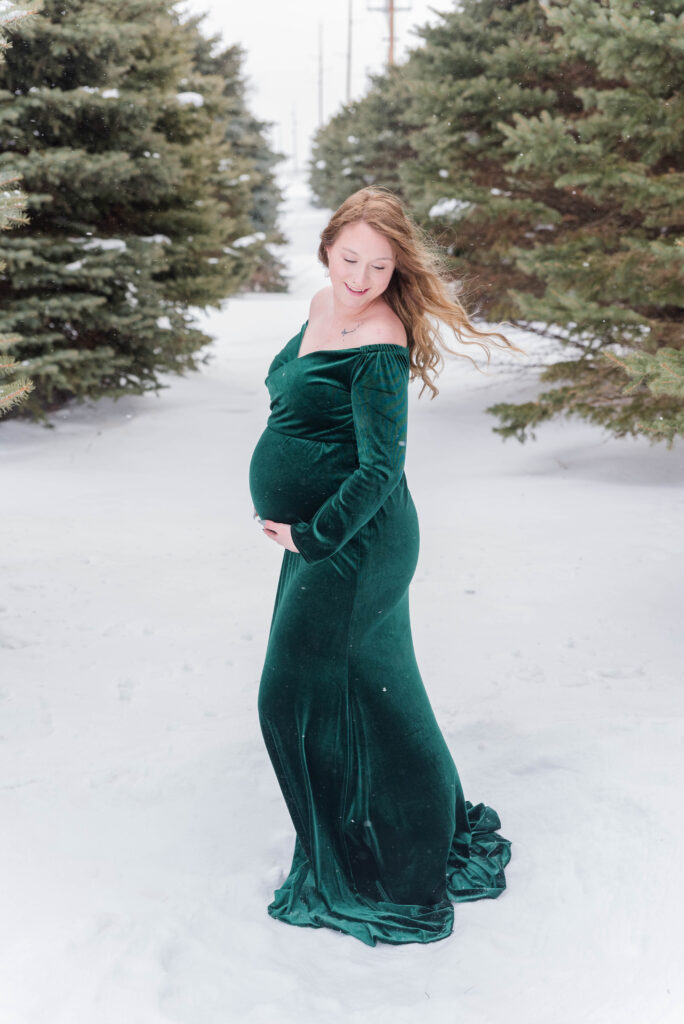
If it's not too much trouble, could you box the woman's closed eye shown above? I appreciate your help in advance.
[343,258,386,270]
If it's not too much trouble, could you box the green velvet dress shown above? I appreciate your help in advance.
[249,319,511,947]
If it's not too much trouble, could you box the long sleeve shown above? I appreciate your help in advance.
[290,347,409,564]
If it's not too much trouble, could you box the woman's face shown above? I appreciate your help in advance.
[325,220,395,315]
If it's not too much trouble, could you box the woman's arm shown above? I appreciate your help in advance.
[289,347,409,564]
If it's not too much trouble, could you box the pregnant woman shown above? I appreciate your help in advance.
[249,186,517,947]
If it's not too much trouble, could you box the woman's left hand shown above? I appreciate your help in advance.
[262,520,300,553]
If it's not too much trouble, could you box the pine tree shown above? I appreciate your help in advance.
[0,0,285,421]
[309,65,417,211]
[191,27,287,292]
[602,347,684,444]
[485,0,684,444]
[396,0,565,318]
[0,0,33,415]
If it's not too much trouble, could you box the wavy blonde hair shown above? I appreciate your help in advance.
[319,185,524,398]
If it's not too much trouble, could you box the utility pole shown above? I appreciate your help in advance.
[366,0,411,67]
[346,0,353,104]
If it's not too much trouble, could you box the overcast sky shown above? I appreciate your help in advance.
[179,0,448,169]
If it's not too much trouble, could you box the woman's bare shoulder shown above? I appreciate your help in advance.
[308,286,332,318]
[365,305,408,348]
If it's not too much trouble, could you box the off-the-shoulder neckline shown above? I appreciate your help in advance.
[295,319,409,360]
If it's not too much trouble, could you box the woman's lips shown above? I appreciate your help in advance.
[345,282,369,295]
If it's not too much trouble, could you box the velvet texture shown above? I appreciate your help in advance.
[249,321,511,946]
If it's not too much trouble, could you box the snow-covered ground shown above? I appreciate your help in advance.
[2,170,682,1024]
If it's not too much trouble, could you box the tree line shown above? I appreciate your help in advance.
[3,0,682,445]
[0,0,286,420]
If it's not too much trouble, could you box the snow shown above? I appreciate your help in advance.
[428,197,473,219]
[176,91,204,107]
[231,231,266,248]
[81,238,128,252]
[76,87,119,98]
[1,169,683,1024]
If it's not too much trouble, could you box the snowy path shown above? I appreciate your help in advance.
[1,171,683,1024]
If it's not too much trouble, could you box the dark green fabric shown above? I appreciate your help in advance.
[249,320,511,946]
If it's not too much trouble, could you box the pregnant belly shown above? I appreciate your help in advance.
[249,426,358,524]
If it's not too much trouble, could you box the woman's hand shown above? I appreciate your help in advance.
[261,519,300,553]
